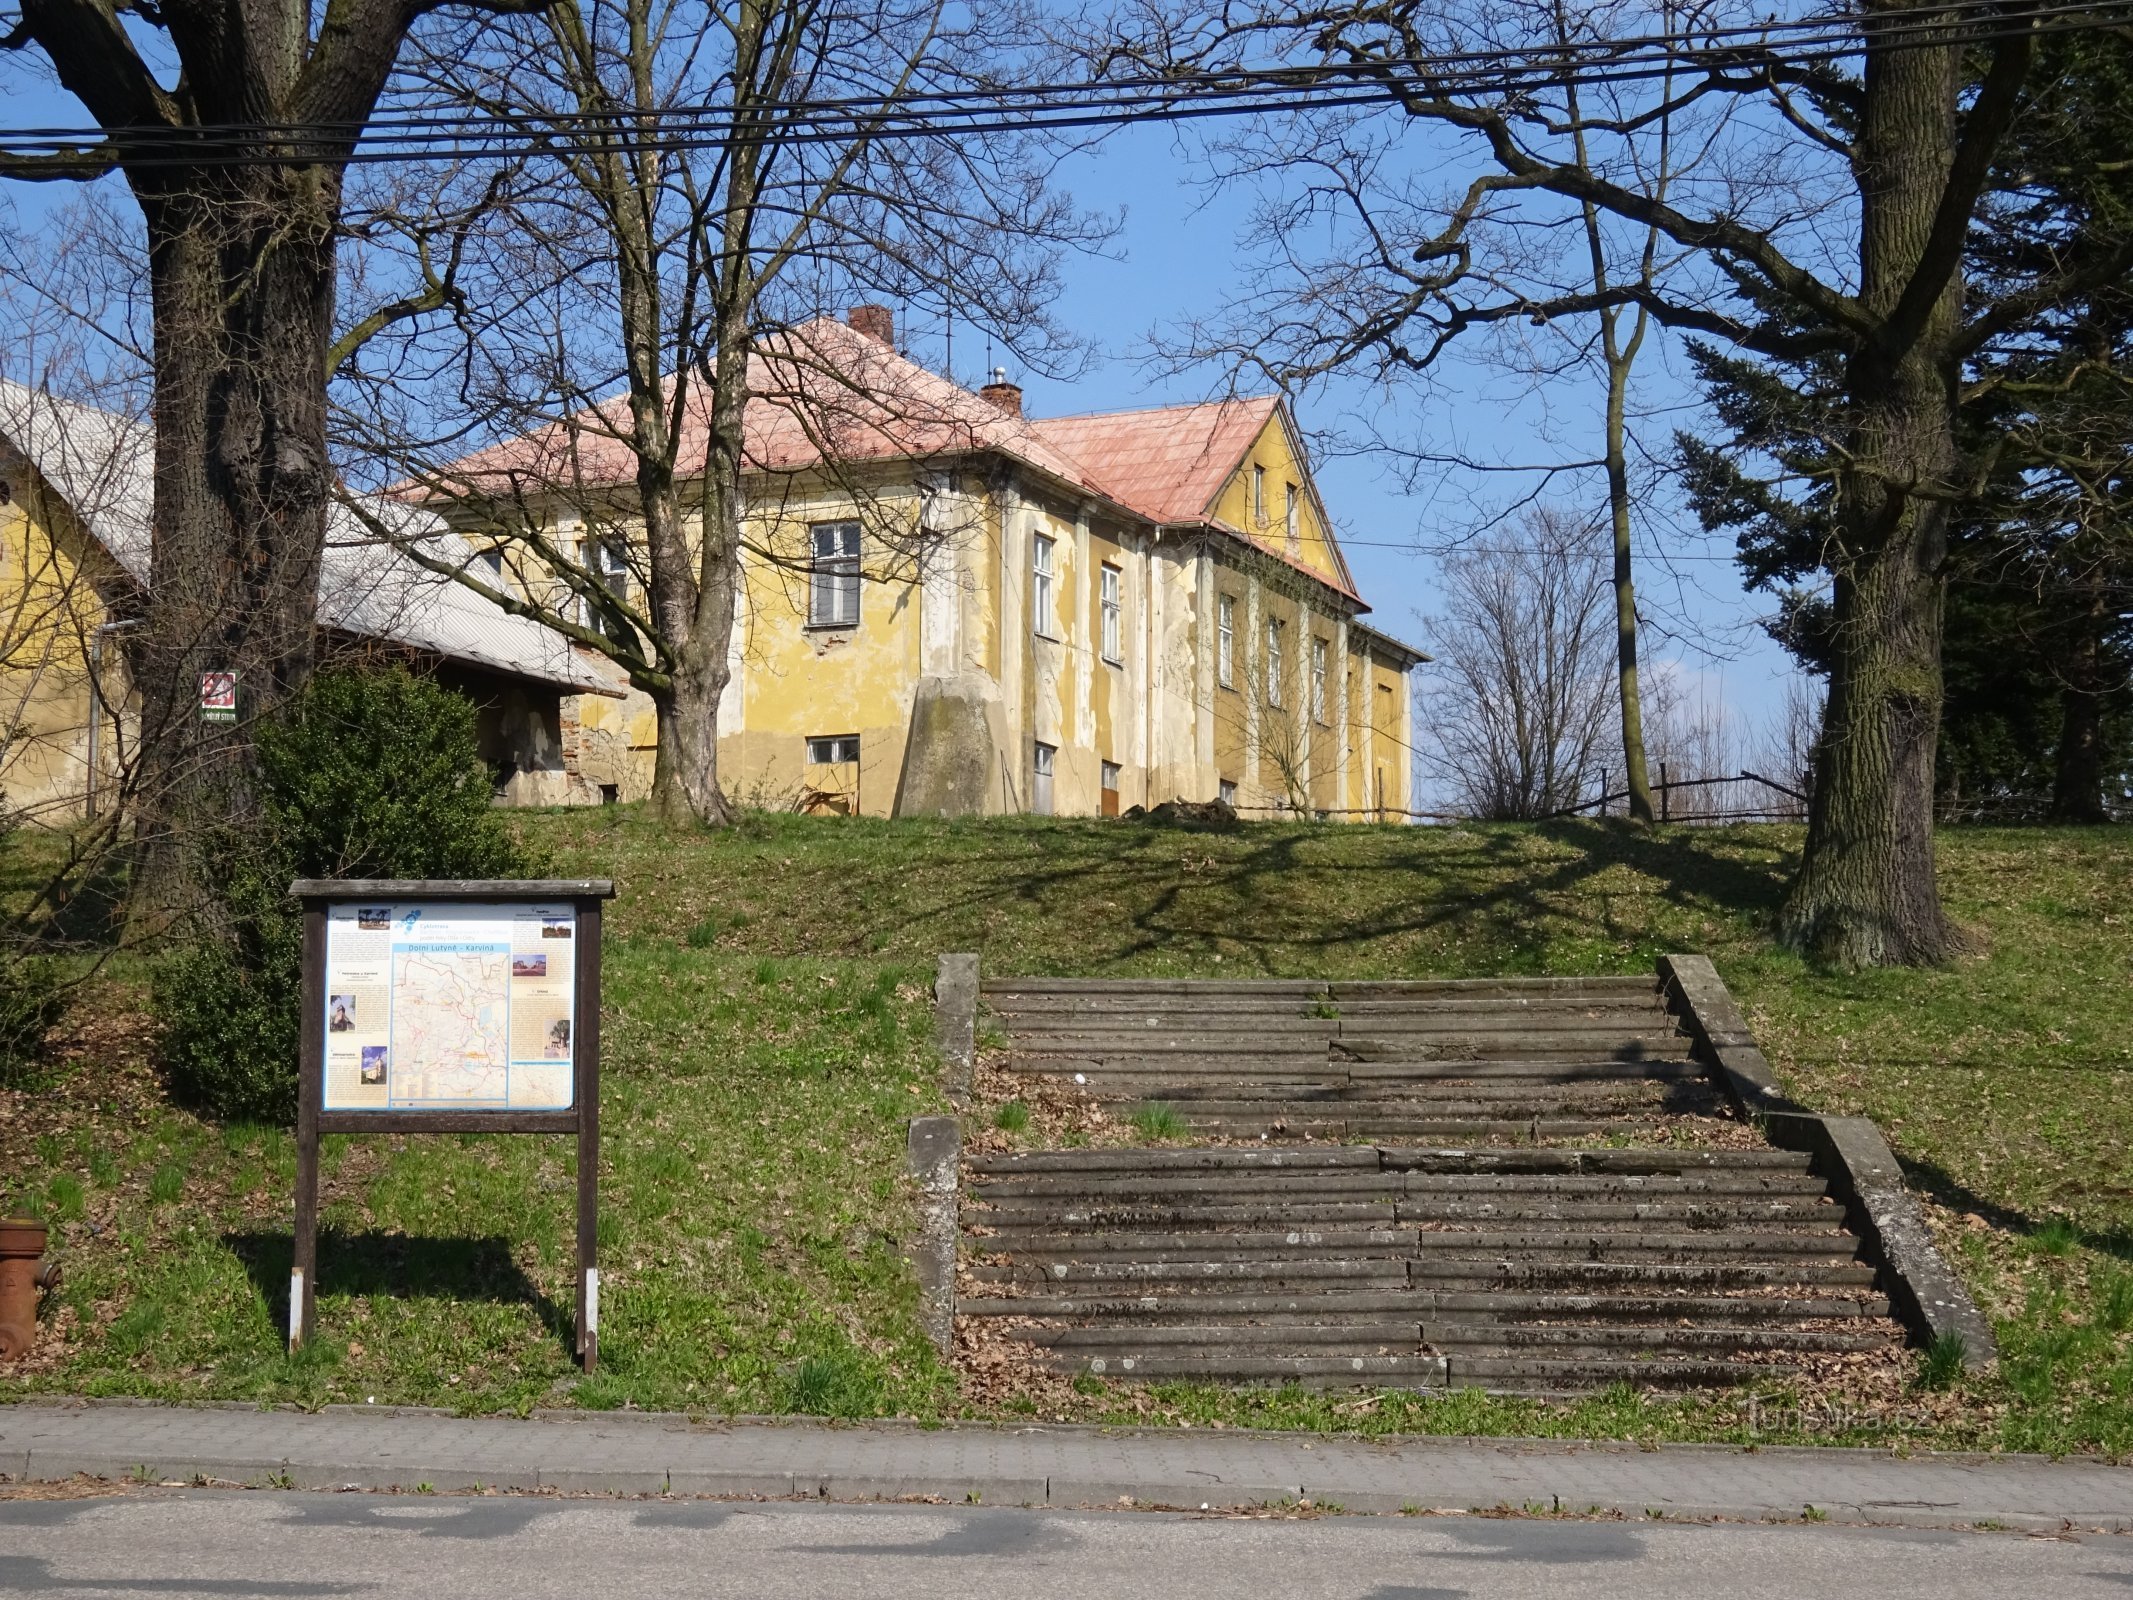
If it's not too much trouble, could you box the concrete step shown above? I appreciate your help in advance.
[1024,1322,1424,1349]
[975,1196,1838,1231]
[979,1202,1404,1228]
[963,1259,1415,1287]
[957,1287,1893,1323]
[1424,1322,1894,1355]
[980,976,1659,999]
[1408,1260,1880,1290]
[1048,1352,1452,1384]
[968,1146,1380,1176]
[1154,1115,1689,1140]
[985,1227,1421,1260]
[1445,1355,1793,1390]
[1408,1228,1855,1257]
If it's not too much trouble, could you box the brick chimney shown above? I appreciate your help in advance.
[979,367,1023,419]
[847,304,894,349]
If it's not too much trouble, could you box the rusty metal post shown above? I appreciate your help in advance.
[0,1217,53,1360]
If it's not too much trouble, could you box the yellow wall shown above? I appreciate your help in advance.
[449,414,1415,822]
[1205,413,1348,594]
[0,469,119,819]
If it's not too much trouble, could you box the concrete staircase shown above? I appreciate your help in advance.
[959,976,1908,1393]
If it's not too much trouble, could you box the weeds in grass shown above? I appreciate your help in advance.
[1131,1103,1189,1140]
[685,919,719,949]
[1915,1332,1968,1391]
[147,1163,185,1204]
[43,1174,83,1221]
[994,1100,1030,1133]
[2098,1269,2133,1333]
[2031,1216,2081,1256]
[785,1349,884,1417]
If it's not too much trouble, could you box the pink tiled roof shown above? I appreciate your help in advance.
[430,319,1360,605]
[434,317,1114,506]
[1030,396,1359,602]
[1027,397,1276,525]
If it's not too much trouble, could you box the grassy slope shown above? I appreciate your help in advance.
[3,810,2129,1450]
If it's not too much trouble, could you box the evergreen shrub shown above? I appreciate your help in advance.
[156,667,530,1122]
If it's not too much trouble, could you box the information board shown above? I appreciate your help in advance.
[321,900,578,1112]
[291,877,613,1371]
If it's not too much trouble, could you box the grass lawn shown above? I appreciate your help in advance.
[3,810,2129,1453]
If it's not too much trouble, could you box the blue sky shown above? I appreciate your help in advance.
[992,122,1809,758]
[0,73,1805,776]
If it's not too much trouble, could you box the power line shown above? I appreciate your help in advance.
[2,0,2125,169]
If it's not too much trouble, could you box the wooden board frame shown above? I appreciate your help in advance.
[291,878,615,1369]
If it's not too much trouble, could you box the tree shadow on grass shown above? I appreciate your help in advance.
[1894,1156,2133,1270]
[224,1229,574,1354]
[863,815,1803,976]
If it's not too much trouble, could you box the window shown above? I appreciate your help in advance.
[1311,638,1329,723]
[474,546,505,587]
[807,735,860,764]
[1217,595,1235,687]
[1032,535,1056,637]
[1101,759,1122,818]
[1285,483,1300,553]
[1218,778,1238,808]
[1032,741,1056,815]
[580,537,633,642]
[1100,564,1122,663]
[809,521,861,628]
[1266,619,1284,707]
[1252,464,1266,525]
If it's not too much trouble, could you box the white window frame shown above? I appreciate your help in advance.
[1311,638,1329,724]
[1286,483,1301,552]
[1100,564,1123,663]
[1252,464,1266,525]
[1100,759,1122,791]
[807,735,860,765]
[1266,619,1284,708]
[1218,778,1238,807]
[1032,535,1057,638]
[1032,740,1056,815]
[1217,595,1235,687]
[808,521,862,629]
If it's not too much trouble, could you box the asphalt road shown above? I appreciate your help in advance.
[1,1492,2130,1598]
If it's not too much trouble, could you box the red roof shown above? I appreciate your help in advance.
[431,319,1359,604]
[436,317,1111,505]
[1027,397,1277,525]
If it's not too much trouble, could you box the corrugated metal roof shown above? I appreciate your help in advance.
[0,380,612,696]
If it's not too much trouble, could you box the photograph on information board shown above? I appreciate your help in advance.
[320,901,576,1111]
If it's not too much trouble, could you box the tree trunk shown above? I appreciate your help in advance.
[1604,352,1655,826]
[2049,570,2108,823]
[1777,11,1962,966]
[129,172,338,918]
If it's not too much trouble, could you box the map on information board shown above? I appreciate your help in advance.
[321,901,577,1111]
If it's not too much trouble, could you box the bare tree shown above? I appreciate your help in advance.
[1419,507,1614,820]
[1114,0,2133,964]
[0,0,550,913]
[335,0,1104,823]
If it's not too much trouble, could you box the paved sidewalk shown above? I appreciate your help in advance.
[2,1400,2126,1533]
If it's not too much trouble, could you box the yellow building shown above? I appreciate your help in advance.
[0,381,614,819]
[433,307,1424,818]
